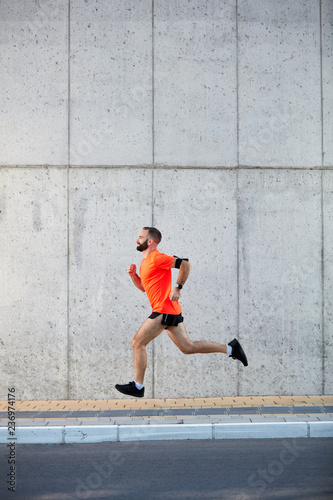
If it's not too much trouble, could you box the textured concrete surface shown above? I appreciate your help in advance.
[238,170,323,396]
[154,0,237,166]
[238,0,322,167]
[152,169,238,398]
[68,168,153,399]
[70,0,153,166]
[323,0,333,166]
[0,1,332,400]
[1,168,332,399]
[1,0,331,167]
[0,0,68,165]
[323,171,333,392]
[0,168,68,399]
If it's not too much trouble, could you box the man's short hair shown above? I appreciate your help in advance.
[143,227,162,243]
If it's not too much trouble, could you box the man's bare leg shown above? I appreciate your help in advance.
[115,316,165,397]
[132,316,165,384]
[166,322,248,366]
[166,322,227,354]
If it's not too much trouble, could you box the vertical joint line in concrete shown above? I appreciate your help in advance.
[235,0,241,395]
[319,0,325,394]
[151,168,155,398]
[151,170,155,230]
[319,0,324,168]
[235,0,240,167]
[321,171,325,394]
[236,170,240,396]
[67,0,71,399]
[67,167,71,399]
[151,0,156,396]
[67,0,71,177]
[152,0,155,166]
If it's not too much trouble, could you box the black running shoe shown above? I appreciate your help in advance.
[228,339,248,366]
[115,381,144,398]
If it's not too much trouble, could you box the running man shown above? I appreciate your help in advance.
[115,227,247,398]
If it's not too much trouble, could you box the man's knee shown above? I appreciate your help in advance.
[132,334,149,350]
[180,343,194,355]
[132,337,141,350]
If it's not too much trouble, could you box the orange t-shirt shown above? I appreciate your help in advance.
[140,249,182,315]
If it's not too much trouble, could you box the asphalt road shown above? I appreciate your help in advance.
[0,438,332,500]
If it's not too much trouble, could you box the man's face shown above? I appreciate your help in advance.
[136,230,149,252]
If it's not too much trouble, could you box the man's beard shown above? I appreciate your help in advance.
[136,239,149,252]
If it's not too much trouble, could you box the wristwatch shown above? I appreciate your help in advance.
[176,284,183,290]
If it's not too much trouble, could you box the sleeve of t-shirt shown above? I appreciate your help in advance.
[154,252,174,270]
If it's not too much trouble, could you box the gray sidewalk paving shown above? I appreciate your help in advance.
[1,395,332,444]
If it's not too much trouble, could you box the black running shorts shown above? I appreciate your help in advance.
[149,311,184,327]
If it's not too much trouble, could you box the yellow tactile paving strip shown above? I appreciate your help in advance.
[0,395,332,412]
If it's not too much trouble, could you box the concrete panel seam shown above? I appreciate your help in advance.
[152,0,155,165]
[1,165,333,170]
[66,167,70,398]
[68,0,71,166]
[67,0,71,401]
[319,0,324,167]
[236,0,239,166]
[236,170,240,396]
[151,168,155,398]
[321,171,326,394]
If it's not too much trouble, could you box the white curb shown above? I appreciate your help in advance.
[213,422,308,440]
[1,422,332,444]
[118,423,212,442]
[64,425,118,444]
[308,421,333,438]
[0,426,63,445]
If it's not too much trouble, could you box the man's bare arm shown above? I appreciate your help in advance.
[127,264,145,292]
[169,259,191,301]
[174,259,191,286]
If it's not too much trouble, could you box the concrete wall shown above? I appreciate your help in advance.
[0,0,332,400]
